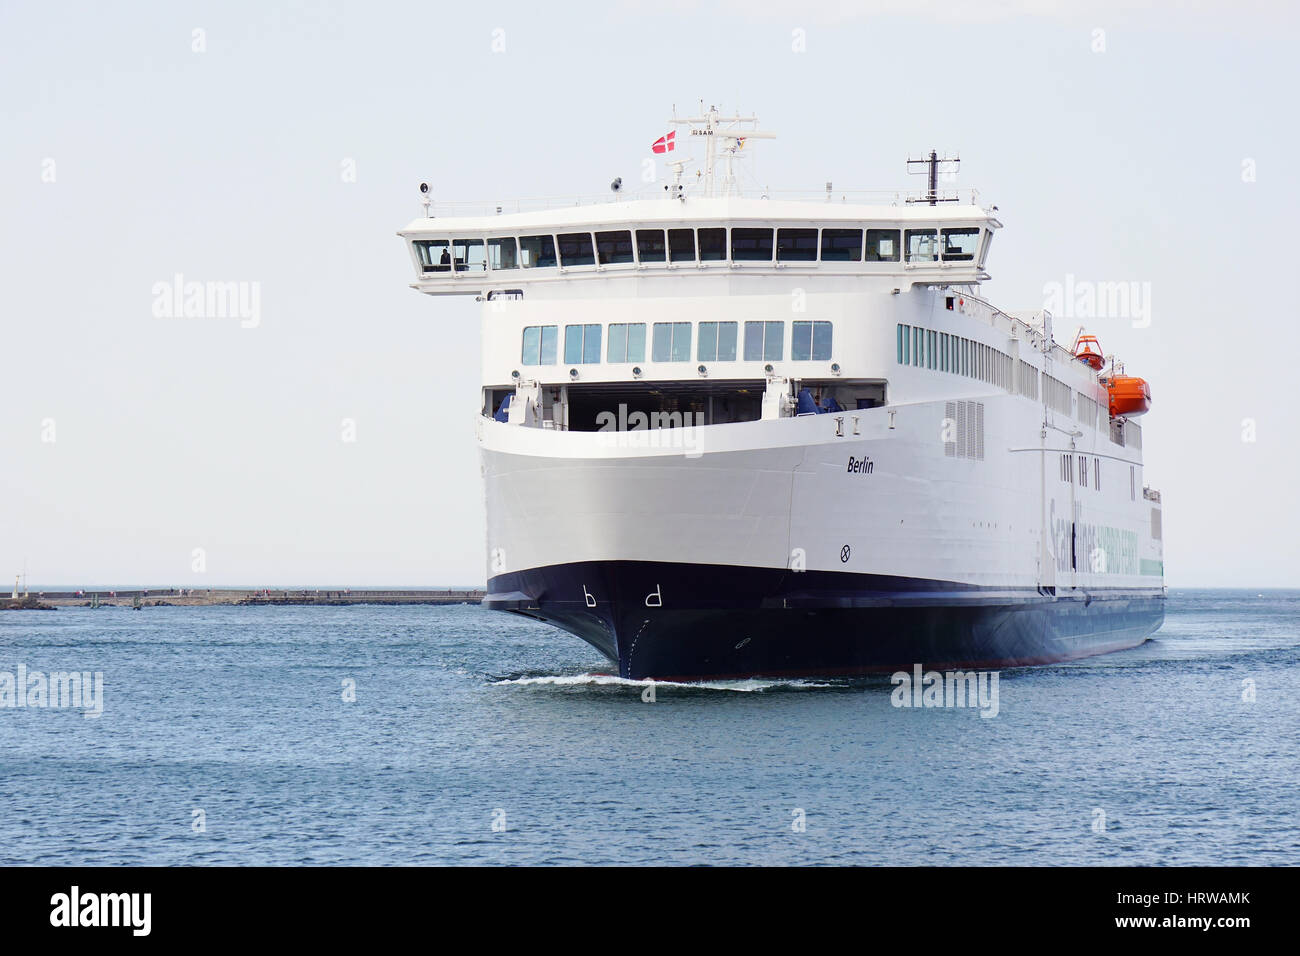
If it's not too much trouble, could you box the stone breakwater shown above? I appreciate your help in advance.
[4,588,485,609]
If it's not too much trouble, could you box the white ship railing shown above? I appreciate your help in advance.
[419,185,985,219]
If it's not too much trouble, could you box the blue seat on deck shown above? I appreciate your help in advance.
[795,388,822,416]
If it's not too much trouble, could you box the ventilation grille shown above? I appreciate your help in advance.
[944,401,985,461]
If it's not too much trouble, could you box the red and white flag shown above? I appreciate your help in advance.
[651,131,676,154]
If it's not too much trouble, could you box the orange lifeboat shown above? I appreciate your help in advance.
[1108,375,1151,417]
[1074,334,1105,371]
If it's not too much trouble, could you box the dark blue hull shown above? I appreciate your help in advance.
[485,561,1165,680]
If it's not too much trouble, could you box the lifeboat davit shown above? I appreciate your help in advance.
[1108,375,1151,417]
[1074,334,1105,371]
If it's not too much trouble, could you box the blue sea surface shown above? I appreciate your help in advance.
[0,590,1296,865]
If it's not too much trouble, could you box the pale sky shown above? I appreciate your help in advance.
[2,0,1297,587]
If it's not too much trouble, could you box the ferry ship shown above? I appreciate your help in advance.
[398,106,1165,680]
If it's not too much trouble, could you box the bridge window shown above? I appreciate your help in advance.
[668,228,695,262]
[595,230,634,265]
[865,228,900,262]
[897,324,909,364]
[636,229,667,262]
[941,227,980,261]
[564,323,602,364]
[792,321,832,361]
[558,232,596,267]
[521,325,557,365]
[905,229,938,262]
[415,239,452,273]
[777,228,818,262]
[607,323,646,363]
[698,321,738,361]
[744,321,784,361]
[731,228,774,261]
[519,235,557,268]
[452,239,486,272]
[821,229,862,261]
[698,227,726,261]
[652,322,691,361]
[488,237,518,270]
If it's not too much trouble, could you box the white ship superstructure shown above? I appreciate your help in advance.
[399,106,1164,679]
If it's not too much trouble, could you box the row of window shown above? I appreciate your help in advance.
[1044,374,1073,417]
[415,225,985,273]
[896,324,1018,392]
[1077,394,1100,430]
[520,320,834,366]
[1060,454,1102,491]
[899,323,1132,428]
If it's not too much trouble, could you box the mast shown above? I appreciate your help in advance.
[906,149,960,205]
[668,103,775,197]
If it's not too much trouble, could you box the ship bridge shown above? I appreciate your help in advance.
[398,196,1000,297]
[399,105,1005,432]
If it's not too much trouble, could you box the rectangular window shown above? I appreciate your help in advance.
[698,228,726,261]
[898,324,907,364]
[821,228,862,261]
[519,235,557,268]
[940,333,948,372]
[913,327,922,367]
[776,228,818,262]
[1095,459,1101,489]
[607,323,646,363]
[791,321,833,361]
[865,228,900,262]
[521,325,557,365]
[487,237,518,270]
[941,227,981,261]
[595,230,634,265]
[636,229,666,262]
[564,324,601,364]
[558,232,595,267]
[697,321,738,361]
[453,238,486,272]
[905,229,938,262]
[668,228,695,262]
[651,322,691,362]
[731,228,774,261]
[928,330,937,369]
[744,321,784,361]
[812,320,832,361]
[416,239,451,273]
[1081,456,1088,487]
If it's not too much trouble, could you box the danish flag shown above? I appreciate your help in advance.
[651,131,676,154]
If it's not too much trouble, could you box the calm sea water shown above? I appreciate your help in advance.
[1,590,1296,866]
